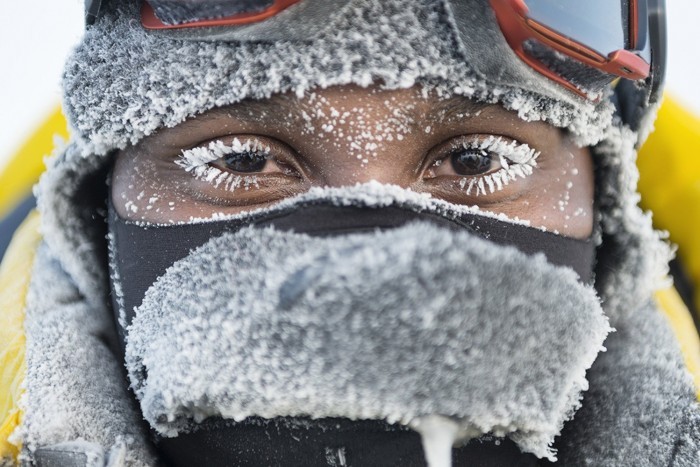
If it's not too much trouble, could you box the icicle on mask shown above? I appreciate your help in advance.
[108,184,608,465]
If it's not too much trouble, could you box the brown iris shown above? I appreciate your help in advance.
[449,148,493,176]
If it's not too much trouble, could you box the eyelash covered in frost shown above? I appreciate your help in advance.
[176,139,271,192]
[177,136,538,196]
[455,136,540,196]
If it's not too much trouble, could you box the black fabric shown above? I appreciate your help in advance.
[523,39,615,96]
[156,416,541,467]
[109,200,596,342]
[0,194,36,262]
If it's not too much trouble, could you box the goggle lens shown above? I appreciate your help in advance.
[490,0,653,99]
[525,0,631,57]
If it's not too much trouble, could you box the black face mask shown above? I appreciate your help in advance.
[108,197,596,467]
[109,201,595,338]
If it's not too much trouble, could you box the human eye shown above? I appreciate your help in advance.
[424,135,540,198]
[176,137,301,192]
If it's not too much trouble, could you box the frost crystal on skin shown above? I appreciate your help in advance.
[177,139,271,172]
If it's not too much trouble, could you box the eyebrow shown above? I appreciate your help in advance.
[429,96,492,122]
[196,94,305,124]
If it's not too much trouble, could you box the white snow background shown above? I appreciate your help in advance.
[0,0,699,168]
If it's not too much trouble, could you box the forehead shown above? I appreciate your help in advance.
[146,85,562,156]
[183,85,523,132]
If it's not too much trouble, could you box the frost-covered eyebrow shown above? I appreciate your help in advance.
[175,96,300,134]
[429,97,491,122]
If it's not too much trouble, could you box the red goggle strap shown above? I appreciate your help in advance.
[141,0,303,30]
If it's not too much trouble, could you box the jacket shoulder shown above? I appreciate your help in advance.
[0,196,37,261]
[0,211,42,464]
[656,285,700,400]
[639,98,700,320]
[0,105,67,261]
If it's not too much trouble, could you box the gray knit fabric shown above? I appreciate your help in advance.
[18,245,155,466]
[62,0,610,159]
[552,299,700,466]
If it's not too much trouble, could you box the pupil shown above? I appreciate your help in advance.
[223,152,267,173]
[450,149,492,176]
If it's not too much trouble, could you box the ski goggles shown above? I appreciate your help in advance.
[85,0,666,125]
[139,0,352,42]
[141,0,303,28]
[486,0,667,130]
[489,0,655,97]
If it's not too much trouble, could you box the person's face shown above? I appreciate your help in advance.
[112,85,594,238]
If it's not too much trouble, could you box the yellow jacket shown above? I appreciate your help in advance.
[638,97,700,317]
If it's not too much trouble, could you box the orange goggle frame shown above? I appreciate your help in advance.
[141,0,303,30]
[488,0,651,98]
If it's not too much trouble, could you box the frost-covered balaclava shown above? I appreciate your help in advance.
[29,0,683,466]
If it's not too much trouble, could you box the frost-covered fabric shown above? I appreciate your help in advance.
[18,244,156,466]
[592,125,673,325]
[553,299,700,466]
[36,143,109,307]
[62,0,611,159]
[124,222,610,460]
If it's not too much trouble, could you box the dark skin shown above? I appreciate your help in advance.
[112,85,594,238]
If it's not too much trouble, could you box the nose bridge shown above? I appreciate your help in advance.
[304,95,423,188]
[315,153,417,188]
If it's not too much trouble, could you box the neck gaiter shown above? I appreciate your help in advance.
[108,187,608,465]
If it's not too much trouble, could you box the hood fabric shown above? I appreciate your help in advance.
[12,0,699,465]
